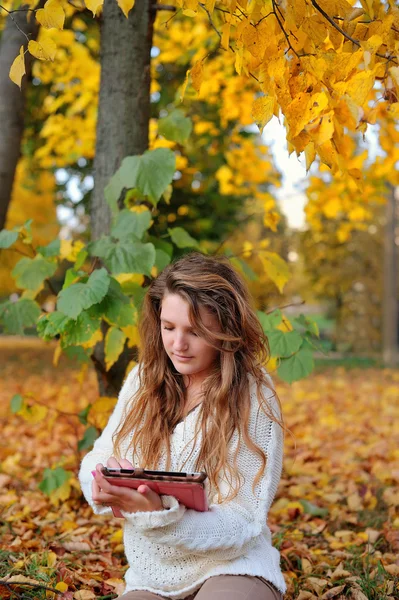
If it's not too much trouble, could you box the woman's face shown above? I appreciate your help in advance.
[160,293,220,382]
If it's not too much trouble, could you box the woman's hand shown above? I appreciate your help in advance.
[92,457,163,513]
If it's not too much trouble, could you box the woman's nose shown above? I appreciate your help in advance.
[174,332,188,351]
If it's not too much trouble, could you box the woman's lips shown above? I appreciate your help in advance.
[173,354,193,361]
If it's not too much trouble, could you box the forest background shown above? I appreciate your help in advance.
[0,0,399,599]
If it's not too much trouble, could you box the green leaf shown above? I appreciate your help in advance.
[0,299,41,334]
[105,148,176,209]
[37,239,60,258]
[119,282,148,311]
[293,314,320,337]
[12,256,57,291]
[155,249,171,272]
[63,268,83,290]
[168,227,199,248]
[10,394,23,413]
[230,257,258,281]
[87,236,114,260]
[147,236,173,257]
[78,426,99,451]
[135,149,176,206]
[63,345,92,363]
[61,311,100,347]
[98,241,155,276]
[111,209,152,241]
[37,311,70,340]
[277,345,314,383]
[257,309,282,332]
[39,467,70,495]
[94,278,136,327]
[57,268,110,319]
[0,229,19,248]
[267,329,302,358]
[78,404,92,425]
[74,248,88,270]
[158,109,193,144]
[105,327,127,370]
[299,499,329,518]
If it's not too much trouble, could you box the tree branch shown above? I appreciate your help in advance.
[271,0,300,58]
[0,580,60,594]
[310,0,397,64]
[0,4,32,43]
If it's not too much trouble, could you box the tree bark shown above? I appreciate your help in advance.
[91,0,155,395]
[382,184,399,367]
[91,0,155,241]
[0,1,44,230]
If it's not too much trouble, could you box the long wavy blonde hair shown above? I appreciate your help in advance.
[113,252,286,503]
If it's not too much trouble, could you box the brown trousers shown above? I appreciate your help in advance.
[120,575,284,600]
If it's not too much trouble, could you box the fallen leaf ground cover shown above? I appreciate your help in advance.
[0,337,398,600]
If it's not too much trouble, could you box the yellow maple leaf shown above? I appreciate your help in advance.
[191,60,204,94]
[259,250,290,293]
[60,239,85,262]
[28,38,57,61]
[36,0,65,30]
[346,69,375,105]
[88,397,117,429]
[121,324,140,348]
[9,46,26,89]
[252,95,274,134]
[263,210,280,232]
[116,0,135,18]
[18,403,48,424]
[84,0,103,16]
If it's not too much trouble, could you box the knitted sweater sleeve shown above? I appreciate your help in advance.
[122,376,284,555]
[78,364,140,516]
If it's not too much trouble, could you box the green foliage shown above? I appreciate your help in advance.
[0,298,41,334]
[10,393,24,413]
[12,255,57,291]
[104,148,176,213]
[168,226,199,248]
[78,425,99,451]
[39,466,71,495]
[111,208,152,241]
[0,229,19,248]
[57,267,110,319]
[258,309,319,383]
[158,109,192,144]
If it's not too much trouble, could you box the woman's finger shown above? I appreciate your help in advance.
[107,457,121,468]
[119,458,134,469]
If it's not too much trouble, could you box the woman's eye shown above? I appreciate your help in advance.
[163,326,173,331]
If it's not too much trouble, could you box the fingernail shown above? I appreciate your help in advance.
[91,471,96,477]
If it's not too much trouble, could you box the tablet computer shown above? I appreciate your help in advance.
[97,467,209,517]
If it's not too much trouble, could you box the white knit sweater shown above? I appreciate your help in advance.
[79,365,287,598]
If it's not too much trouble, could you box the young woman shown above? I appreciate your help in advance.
[79,252,287,600]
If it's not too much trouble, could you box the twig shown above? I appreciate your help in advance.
[153,3,176,11]
[266,301,306,314]
[271,0,300,57]
[0,580,60,594]
[310,0,397,64]
[160,6,180,26]
[256,11,273,26]
[0,4,31,43]
[0,6,36,12]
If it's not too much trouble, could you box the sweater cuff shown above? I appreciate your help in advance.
[121,494,186,529]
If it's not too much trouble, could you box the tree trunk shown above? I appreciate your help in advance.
[382,184,399,367]
[91,0,154,242]
[91,0,155,395]
[0,1,44,230]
